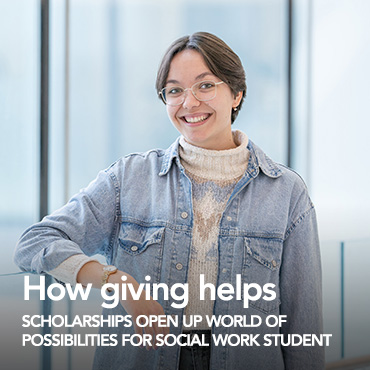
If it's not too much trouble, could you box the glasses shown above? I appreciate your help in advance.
[159,80,224,106]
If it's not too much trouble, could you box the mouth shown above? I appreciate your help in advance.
[180,113,211,126]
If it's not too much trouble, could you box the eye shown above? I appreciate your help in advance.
[167,87,183,95]
[198,82,214,90]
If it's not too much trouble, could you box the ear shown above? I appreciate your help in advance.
[232,91,243,109]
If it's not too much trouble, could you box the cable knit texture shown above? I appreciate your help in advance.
[179,130,249,329]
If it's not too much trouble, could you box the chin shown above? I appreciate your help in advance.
[187,136,214,149]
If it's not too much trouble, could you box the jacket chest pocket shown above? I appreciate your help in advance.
[115,223,165,286]
[242,237,283,314]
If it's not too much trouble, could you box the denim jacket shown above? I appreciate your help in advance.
[15,137,324,370]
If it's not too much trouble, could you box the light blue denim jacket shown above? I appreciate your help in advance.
[15,137,324,370]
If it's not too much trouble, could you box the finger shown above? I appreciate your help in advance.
[154,317,170,348]
[133,322,143,346]
[143,325,155,350]
[151,322,163,350]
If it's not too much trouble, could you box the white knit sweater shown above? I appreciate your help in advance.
[179,130,249,329]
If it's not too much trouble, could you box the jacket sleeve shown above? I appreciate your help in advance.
[14,167,120,274]
[279,200,325,369]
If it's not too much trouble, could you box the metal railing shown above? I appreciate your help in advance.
[322,239,370,365]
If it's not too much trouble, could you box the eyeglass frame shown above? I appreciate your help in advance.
[159,80,225,106]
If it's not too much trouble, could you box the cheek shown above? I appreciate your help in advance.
[207,101,229,119]
[166,106,175,119]
[166,106,179,124]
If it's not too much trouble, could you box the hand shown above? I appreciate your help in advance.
[115,274,170,350]
[77,262,170,350]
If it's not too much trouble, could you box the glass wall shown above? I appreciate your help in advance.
[310,0,370,242]
[292,0,370,363]
[0,1,41,369]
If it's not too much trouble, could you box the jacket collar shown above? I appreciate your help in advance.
[246,139,283,179]
[159,136,282,179]
[159,137,181,176]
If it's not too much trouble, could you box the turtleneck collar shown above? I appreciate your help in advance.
[179,130,249,181]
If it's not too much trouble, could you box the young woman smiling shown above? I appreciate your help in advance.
[15,32,324,370]
[163,49,242,150]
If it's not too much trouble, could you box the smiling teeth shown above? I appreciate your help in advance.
[185,115,208,123]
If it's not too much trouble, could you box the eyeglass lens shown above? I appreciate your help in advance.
[162,80,218,106]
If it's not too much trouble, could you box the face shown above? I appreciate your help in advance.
[165,49,242,150]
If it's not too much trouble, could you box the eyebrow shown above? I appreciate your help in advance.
[166,72,215,85]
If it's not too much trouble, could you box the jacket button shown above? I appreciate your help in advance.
[181,212,188,219]
[176,263,183,270]
[271,260,277,267]
[226,216,232,221]
[131,245,138,252]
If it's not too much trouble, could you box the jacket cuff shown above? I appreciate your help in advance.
[48,254,98,285]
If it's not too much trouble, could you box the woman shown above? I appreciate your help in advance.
[15,32,324,369]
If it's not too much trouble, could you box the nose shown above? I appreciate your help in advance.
[182,89,200,109]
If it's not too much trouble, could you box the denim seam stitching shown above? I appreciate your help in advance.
[284,205,314,240]
[105,167,121,258]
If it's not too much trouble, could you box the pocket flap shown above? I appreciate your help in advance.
[244,237,282,270]
[118,226,165,255]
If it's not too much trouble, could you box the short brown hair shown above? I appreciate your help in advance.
[156,32,247,123]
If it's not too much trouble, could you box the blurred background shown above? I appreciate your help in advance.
[0,0,369,369]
